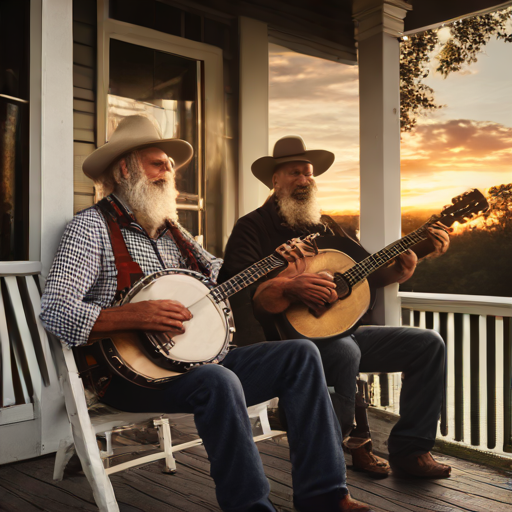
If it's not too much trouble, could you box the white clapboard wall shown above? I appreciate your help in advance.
[0,262,70,464]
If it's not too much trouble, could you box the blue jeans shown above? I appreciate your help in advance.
[312,325,446,456]
[101,339,347,512]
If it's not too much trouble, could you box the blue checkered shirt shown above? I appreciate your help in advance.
[40,198,222,347]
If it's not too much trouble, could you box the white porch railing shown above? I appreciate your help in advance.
[368,292,512,458]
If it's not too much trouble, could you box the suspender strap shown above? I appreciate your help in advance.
[95,197,145,298]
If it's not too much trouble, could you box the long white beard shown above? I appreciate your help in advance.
[275,183,322,230]
[116,167,178,237]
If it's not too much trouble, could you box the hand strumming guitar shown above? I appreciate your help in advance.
[283,272,338,306]
[253,271,337,315]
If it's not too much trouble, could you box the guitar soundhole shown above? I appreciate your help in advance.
[334,273,351,300]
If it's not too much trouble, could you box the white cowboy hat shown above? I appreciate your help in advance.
[251,135,335,188]
[82,115,193,179]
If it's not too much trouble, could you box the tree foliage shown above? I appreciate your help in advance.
[400,7,512,132]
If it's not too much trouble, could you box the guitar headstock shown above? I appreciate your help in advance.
[431,189,489,227]
[275,233,320,264]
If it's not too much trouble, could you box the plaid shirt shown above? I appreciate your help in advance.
[40,196,222,347]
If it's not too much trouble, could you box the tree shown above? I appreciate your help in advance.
[400,7,512,132]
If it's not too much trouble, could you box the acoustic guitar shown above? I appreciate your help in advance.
[279,189,489,340]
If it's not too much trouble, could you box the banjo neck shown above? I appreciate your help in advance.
[210,253,285,303]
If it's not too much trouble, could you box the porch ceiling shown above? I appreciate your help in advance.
[185,0,510,62]
[405,0,511,32]
[181,0,356,60]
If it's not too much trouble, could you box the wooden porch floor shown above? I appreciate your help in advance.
[0,411,511,512]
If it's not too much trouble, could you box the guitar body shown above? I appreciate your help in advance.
[280,250,371,340]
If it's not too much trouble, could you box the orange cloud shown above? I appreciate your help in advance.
[269,49,358,103]
[401,119,512,177]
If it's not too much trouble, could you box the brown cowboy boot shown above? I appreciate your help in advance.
[339,493,375,511]
[295,491,374,512]
[344,438,391,478]
[389,451,451,479]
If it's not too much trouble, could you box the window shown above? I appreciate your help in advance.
[97,1,225,253]
[107,39,203,237]
[0,0,30,261]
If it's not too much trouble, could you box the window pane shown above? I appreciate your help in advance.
[108,39,200,197]
[177,209,199,238]
[109,40,153,100]
[0,0,30,101]
[0,100,29,260]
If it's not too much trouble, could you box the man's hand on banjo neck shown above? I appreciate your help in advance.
[89,300,192,342]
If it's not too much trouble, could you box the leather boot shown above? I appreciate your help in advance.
[294,491,374,512]
[344,438,391,478]
[339,493,375,511]
[389,451,451,479]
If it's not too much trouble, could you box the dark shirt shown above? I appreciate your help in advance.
[219,197,370,345]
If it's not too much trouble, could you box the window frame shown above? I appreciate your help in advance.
[97,0,227,247]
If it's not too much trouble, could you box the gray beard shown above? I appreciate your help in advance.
[116,168,178,237]
[275,186,322,230]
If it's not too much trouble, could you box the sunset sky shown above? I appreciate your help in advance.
[269,22,512,215]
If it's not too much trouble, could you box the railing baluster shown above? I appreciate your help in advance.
[469,314,480,446]
[437,312,448,437]
[495,317,505,453]
[462,314,472,445]
[479,315,488,450]
[447,312,456,443]
[391,373,401,415]
[504,317,512,454]
[486,316,496,450]
[419,311,426,329]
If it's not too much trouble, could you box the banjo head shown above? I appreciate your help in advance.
[120,269,232,368]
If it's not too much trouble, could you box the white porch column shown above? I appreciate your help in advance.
[238,17,269,219]
[353,0,411,326]
[40,0,74,276]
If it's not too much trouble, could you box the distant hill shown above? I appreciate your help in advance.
[326,213,359,240]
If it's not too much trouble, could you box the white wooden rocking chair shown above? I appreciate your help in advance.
[50,334,284,512]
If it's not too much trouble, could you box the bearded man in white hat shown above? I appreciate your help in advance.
[40,117,375,512]
[219,135,452,480]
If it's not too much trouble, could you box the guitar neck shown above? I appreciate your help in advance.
[210,254,285,303]
[343,225,430,287]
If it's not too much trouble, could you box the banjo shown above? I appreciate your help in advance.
[96,234,319,388]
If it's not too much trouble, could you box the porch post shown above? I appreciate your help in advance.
[352,0,411,326]
[40,0,74,277]
[238,17,269,218]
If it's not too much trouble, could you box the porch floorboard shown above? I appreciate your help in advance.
[0,412,511,512]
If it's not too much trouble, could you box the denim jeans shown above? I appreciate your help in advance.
[101,339,347,512]
[312,325,446,456]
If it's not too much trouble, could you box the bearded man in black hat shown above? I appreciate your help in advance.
[219,135,452,480]
[41,117,376,512]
